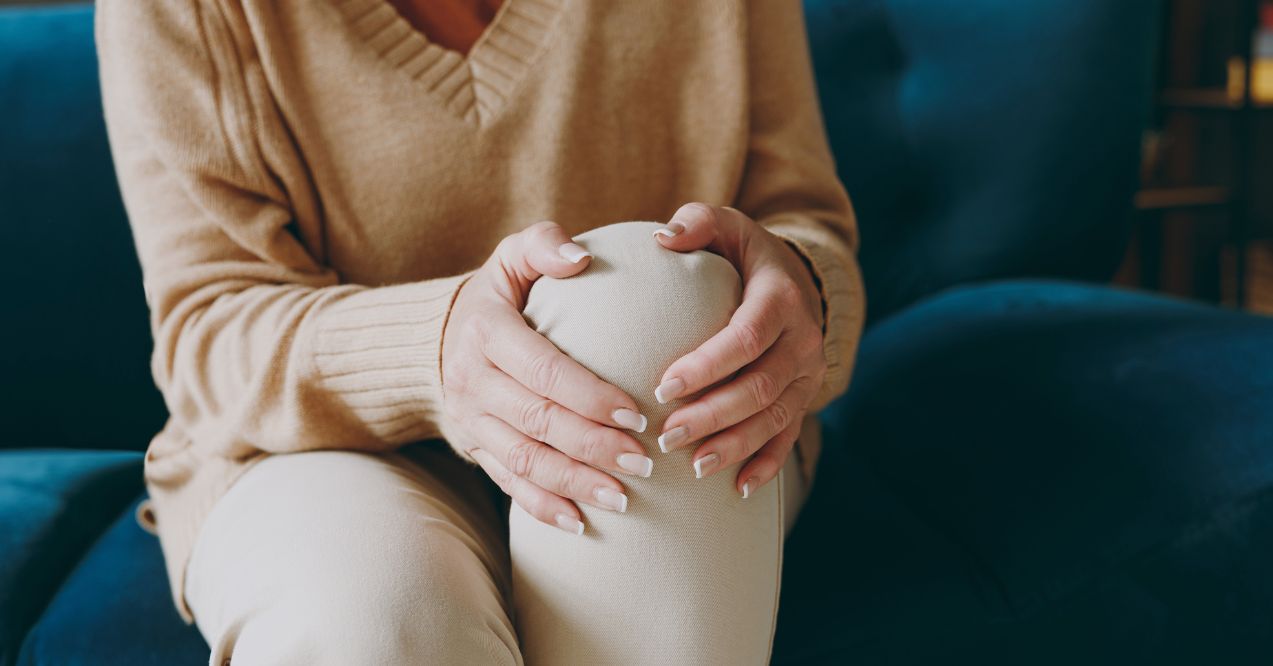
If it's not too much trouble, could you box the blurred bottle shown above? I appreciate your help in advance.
[1229,0,1273,104]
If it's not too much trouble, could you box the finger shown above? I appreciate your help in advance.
[658,344,799,452]
[472,415,631,516]
[735,415,803,498]
[469,448,587,535]
[689,377,815,479]
[654,287,783,405]
[479,370,653,477]
[652,202,720,251]
[491,220,592,300]
[653,203,753,263]
[483,308,647,430]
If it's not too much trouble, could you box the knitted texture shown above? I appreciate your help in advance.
[95,0,864,621]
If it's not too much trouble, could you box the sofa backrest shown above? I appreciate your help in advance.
[0,4,164,450]
[806,0,1160,321]
[0,1,1159,449]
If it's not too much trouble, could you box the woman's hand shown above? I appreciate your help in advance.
[442,221,654,535]
[653,203,826,498]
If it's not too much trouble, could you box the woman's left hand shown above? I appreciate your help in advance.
[652,203,826,498]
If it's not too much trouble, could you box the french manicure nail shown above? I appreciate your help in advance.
[558,242,592,263]
[617,452,654,477]
[653,222,685,238]
[555,513,585,535]
[657,426,689,453]
[742,477,757,499]
[612,408,648,433]
[654,377,686,404]
[693,453,721,479]
[594,487,629,513]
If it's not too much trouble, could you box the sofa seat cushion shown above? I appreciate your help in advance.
[775,280,1273,664]
[0,450,143,663]
[18,497,207,665]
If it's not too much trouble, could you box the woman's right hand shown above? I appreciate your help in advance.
[441,221,653,534]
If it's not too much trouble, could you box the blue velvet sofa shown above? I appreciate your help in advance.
[3,2,1271,664]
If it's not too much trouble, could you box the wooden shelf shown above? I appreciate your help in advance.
[1135,186,1232,211]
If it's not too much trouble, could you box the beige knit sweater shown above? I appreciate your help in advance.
[96,0,864,621]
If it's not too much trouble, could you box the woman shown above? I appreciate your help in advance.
[96,0,864,663]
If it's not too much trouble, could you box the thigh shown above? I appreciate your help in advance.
[511,222,798,665]
[185,443,519,666]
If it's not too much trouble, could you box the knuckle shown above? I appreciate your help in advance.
[557,463,587,498]
[766,399,793,434]
[772,277,803,305]
[505,439,542,479]
[746,371,781,408]
[575,426,606,464]
[732,320,769,359]
[677,201,717,226]
[527,220,561,237]
[493,234,521,261]
[517,397,556,440]
[524,352,566,396]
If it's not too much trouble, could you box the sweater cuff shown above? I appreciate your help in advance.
[310,273,473,448]
[765,216,865,411]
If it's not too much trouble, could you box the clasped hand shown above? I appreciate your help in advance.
[441,204,825,533]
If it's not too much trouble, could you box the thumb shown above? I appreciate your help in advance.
[486,221,591,306]
[654,203,752,265]
[495,220,592,282]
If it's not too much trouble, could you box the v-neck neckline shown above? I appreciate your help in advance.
[334,0,564,127]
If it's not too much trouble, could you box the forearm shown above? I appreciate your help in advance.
[154,275,470,455]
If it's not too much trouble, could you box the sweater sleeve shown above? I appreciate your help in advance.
[96,0,470,457]
[735,0,866,411]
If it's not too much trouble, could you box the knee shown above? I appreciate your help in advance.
[523,221,741,399]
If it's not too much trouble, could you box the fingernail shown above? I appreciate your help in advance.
[657,426,689,453]
[693,453,721,479]
[742,477,757,499]
[617,452,654,477]
[555,513,585,535]
[612,408,648,433]
[594,487,629,513]
[558,242,592,263]
[653,222,685,238]
[654,377,686,404]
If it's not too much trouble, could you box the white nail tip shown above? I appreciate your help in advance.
[742,482,751,499]
[617,452,654,478]
[595,487,629,513]
[654,378,684,405]
[653,227,680,238]
[612,409,647,433]
[558,243,592,263]
[693,453,720,479]
[656,426,688,453]
[555,514,585,535]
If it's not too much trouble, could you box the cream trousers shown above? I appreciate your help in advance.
[185,223,809,665]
